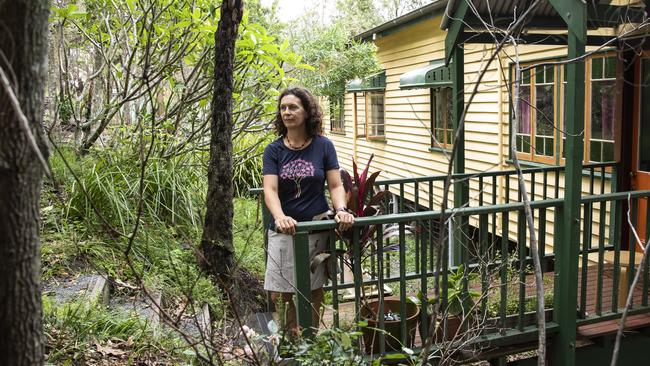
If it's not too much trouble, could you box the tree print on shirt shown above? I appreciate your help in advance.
[280,159,315,198]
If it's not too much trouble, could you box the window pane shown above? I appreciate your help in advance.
[546,65,554,83]
[536,66,545,83]
[592,57,603,79]
[591,80,616,141]
[356,94,366,136]
[518,85,531,134]
[522,69,531,84]
[446,88,454,131]
[590,140,602,162]
[536,84,554,137]
[435,129,444,144]
[369,92,384,136]
[605,56,616,79]
[435,90,444,130]
[522,135,531,153]
[603,141,614,162]
[535,136,544,154]
[545,137,554,157]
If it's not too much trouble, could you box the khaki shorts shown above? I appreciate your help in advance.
[263,229,330,293]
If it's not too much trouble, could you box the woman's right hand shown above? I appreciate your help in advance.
[275,215,298,235]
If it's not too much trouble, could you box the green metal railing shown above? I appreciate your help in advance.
[287,190,650,358]
[251,162,650,359]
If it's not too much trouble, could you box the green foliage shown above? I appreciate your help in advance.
[64,147,205,236]
[43,296,192,364]
[232,132,273,197]
[444,265,480,317]
[292,21,379,100]
[42,146,267,310]
[292,328,366,365]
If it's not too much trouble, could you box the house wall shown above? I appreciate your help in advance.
[325,15,616,252]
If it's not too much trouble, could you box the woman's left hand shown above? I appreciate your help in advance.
[334,210,355,231]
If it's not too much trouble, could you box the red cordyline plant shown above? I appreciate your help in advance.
[339,154,390,262]
[312,154,407,278]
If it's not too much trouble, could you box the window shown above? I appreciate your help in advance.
[329,96,344,133]
[514,64,557,164]
[354,93,366,138]
[366,91,385,139]
[512,54,620,164]
[346,71,386,140]
[588,56,617,162]
[431,87,454,149]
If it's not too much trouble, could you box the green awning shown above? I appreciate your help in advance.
[399,60,452,90]
[346,71,386,92]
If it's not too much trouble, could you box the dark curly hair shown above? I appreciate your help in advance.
[273,87,323,137]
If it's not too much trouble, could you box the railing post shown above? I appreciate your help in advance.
[549,1,586,364]
[452,43,469,267]
[293,231,313,336]
[261,194,273,311]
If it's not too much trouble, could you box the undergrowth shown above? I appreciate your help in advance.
[43,296,195,365]
[41,143,267,320]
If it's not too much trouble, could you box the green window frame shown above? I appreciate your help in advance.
[511,53,620,165]
[430,87,454,149]
[329,96,345,134]
[366,91,385,139]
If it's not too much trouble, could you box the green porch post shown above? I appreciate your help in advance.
[452,45,469,266]
[549,1,586,365]
[293,231,313,336]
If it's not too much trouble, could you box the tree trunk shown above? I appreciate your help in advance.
[0,0,50,365]
[200,0,244,284]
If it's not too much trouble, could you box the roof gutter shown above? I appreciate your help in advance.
[355,0,449,42]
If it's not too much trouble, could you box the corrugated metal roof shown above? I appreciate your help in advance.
[355,0,448,41]
[441,0,627,30]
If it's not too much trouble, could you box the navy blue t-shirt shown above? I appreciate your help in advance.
[262,135,339,227]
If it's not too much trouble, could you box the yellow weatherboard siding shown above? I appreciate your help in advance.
[324,15,616,249]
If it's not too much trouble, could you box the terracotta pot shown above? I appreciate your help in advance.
[360,299,420,354]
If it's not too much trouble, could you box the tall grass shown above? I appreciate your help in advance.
[232,131,273,197]
[64,149,206,236]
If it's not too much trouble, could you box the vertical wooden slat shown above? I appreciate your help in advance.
[400,183,405,213]
[641,197,650,306]
[596,200,607,316]
[580,202,592,318]
[352,227,362,323]
[531,171,536,202]
[442,216,450,339]
[399,222,407,346]
[612,200,622,313]
[420,218,429,341]
[543,170,548,200]
[415,181,420,274]
[500,211,509,328]
[376,224,386,355]
[627,198,638,307]
[555,170,566,198]
[539,207,547,272]
[479,214,489,317]
[517,209,526,331]
[328,230,340,327]
[293,231,313,335]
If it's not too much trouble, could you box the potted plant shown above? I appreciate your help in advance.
[418,265,480,342]
[339,154,419,353]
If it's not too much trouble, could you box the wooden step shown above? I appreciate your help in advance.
[577,313,650,338]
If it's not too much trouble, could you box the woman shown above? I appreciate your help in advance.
[262,87,354,334]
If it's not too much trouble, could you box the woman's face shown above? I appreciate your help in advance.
[280,94,307,131]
